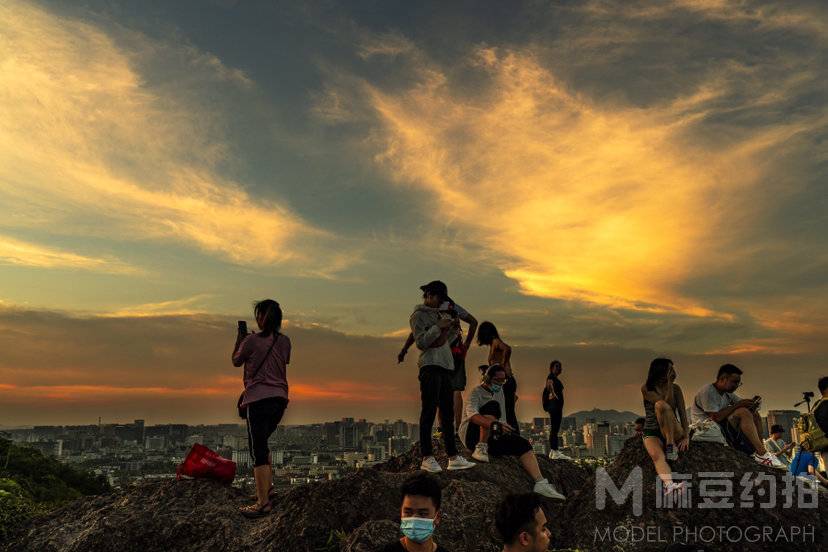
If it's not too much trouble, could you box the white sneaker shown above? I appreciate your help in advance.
[548,450,572,460]
[533,478,565,500]
[446,456,476,471]
[663,481,687,498]
[752,452,774,467]
[420,456,442,473]
[768,453,786,470]
[472,443,489,463]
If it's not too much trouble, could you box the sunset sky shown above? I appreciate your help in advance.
[1,0,825,426]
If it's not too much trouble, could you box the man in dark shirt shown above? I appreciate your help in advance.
[544,360,571,460]
[381,473,450,552]
[495,493,552,552]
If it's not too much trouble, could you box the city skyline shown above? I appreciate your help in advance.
[1,0,826,425]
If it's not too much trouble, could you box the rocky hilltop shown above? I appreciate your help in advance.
[5,439,826,551]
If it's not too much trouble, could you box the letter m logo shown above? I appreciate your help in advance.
[595,466,643,516]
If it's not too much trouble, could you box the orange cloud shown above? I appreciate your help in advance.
[352,46,816,320]
[0,0,351,276]
[0,235,138,274]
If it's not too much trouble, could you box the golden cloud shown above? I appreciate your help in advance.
[0,1,340,271]
[0,234,137,274]
[359,47,814,319]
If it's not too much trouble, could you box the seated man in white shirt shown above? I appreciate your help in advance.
[460,364,565,500]
[690,363,779,467]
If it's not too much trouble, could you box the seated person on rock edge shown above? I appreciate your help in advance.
[789,447,828,486]
[495,493,551,552]
[641,358,690,497]
[381,473,450,552]
[764,424,794,467]
[459,364,565,500]
[689,363,780,467]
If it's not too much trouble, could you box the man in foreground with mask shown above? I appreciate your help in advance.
[381,473,450,551]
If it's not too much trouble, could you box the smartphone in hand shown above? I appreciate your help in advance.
[238,320,248,335]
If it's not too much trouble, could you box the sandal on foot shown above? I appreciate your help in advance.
[240,500,272,519]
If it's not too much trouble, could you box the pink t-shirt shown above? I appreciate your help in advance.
[233,332,290,407]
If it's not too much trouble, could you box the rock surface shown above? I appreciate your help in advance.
[5,438,826,551]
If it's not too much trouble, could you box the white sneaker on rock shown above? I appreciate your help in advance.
[768,454,786,470]
[548,450,572,461]
[420,456,442,473]
[752,452,774,467]
[533,478,566,500]
[472,443,489,463]
[447,456,476,470]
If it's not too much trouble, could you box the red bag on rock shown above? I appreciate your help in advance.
[176,443,236,484]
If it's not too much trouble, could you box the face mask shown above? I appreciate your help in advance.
[489,383,502,393]
[400,517,434,543]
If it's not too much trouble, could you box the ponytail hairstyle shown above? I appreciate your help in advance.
[254,299,282,338]
[476,321,500,346]
[645,358,673,391]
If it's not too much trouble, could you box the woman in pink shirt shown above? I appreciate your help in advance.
[232,299,290,517]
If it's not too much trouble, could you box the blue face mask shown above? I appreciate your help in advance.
[489,383,502,394]
[400,517,434,543]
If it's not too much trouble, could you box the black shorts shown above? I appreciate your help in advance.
[464,400,532,457]
[718,419,754,455]
[489,432,533,457]
[450,354,466,391]
[246,396,288,467]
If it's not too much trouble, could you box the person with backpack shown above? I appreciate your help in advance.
[232,299,290,518]
[793,376,828,454]
[477,321,519,434]
[543,360,571,460]
[397,281,478,435]
[409,281,476,473]
[641,358,690,498]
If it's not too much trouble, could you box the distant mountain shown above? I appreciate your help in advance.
[568,408,640,426]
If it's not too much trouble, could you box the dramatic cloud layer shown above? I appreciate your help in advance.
[0,0,825,424]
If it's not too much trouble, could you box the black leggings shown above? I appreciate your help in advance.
[548,405,563,450]
[419,365,457,457]
[246,396,288,467]
[503,375,519,435]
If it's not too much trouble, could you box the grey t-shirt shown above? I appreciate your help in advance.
[690,383,742,425]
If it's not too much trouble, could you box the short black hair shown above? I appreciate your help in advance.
[549,360,561,371]
[635,417,646,426]
[400,473,441,510]
[717,363,742,379]
[819,376,828,394]
[495,493,542,545]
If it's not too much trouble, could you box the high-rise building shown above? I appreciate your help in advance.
[532,417,550,431]
[561,417,577,431]
[606,434,627,457]
[388,435,411,456]
[133,420,145,445]
[767,410,801,440]
[594,422,610,457]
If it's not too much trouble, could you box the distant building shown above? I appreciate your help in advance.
[532,417,550,431]
[232,449,252,469]
[388,435,411,456]
[145,435,165,451]
[561,416,577,431]
[606,434,627,457]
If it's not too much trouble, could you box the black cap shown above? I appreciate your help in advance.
[420,280,448,298]
[770,424,784,434]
